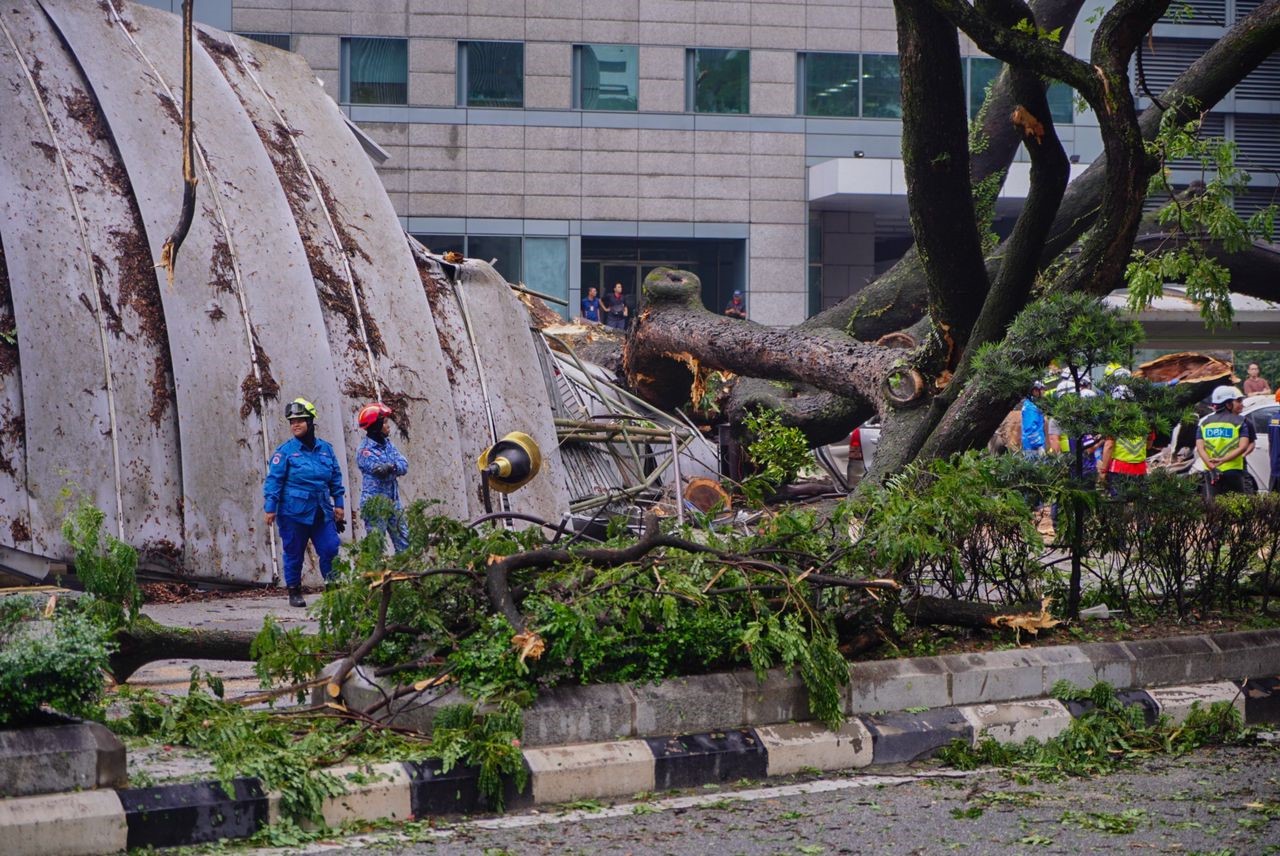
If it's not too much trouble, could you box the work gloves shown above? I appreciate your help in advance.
[371,462,396,477]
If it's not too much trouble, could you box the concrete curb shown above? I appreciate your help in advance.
[326,628,1280,747]
[6,629,1280,854]
[6,675,1276,854]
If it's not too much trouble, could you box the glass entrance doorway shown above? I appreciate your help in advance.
[581,237,745,325]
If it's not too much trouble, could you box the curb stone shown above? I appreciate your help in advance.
[8,676,1271,854]
[322,629,1280,746]
[8,627,1280,855]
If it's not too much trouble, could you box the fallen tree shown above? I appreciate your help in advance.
[622,0,1280,472]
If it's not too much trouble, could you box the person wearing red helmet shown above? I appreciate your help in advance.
[356,402,410,552]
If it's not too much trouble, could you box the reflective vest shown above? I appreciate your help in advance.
[1113,435,1147,465]
[1198,411,1246,471]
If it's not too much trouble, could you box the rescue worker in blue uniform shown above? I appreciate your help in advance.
[1268,407,1279,493]
[355,402,410,552]
[263,398,346,607]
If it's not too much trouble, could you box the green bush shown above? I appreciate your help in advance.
[0,598,112,726]
[61,498,141,631]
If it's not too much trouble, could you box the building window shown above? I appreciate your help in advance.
[861,54,901,118]
[573,45,639,111]
[466,235,523,282]
[807,211,823,317]
[687,48,749,114]
[968,57,1000,119]
[340,37,407,105]
[239,32,292,51]
[524,238,570,319]
[459,41,524,108]
[1046,82,1073,125]
[799,52,859,118]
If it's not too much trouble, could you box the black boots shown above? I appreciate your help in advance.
[287,586,306,608]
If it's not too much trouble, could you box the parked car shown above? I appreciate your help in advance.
[814,418,882,491]
[1162,394,1275,493]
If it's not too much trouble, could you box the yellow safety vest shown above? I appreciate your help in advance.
[1113,435,1147,464]
[1198,412,1246,471]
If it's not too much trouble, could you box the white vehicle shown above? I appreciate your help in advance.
[1165,394,1276,493]
[814,418,882,491]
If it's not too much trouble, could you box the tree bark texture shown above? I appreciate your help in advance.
[110,618,257,682]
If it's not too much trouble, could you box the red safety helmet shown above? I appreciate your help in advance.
[357,402,393,429]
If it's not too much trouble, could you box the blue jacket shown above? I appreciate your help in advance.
[263,437,345,524]
[1021,398,1046,451]
[357,435,409,507]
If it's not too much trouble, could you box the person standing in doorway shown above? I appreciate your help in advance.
[356,402,410,553]
[263,398,346,607]
[604,282,629,331]
[724,290,747,319]
[580,286,601,324]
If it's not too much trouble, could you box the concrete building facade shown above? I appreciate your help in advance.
[141,0,1278,325]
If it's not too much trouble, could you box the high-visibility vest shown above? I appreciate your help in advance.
[1198,411,1246,471]
[1113,435,1147,464]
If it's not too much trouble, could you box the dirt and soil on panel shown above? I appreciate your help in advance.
[411,248,466,385]
[239,335,280,421]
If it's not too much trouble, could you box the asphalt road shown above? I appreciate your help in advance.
[263,742,1280,856]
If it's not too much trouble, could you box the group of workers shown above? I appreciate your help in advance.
[261,398,409,607]
[1020,365,1262,501]
[580,285,749,326]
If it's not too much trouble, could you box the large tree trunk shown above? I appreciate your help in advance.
[109,617,258,682]
[624,0,1280,477]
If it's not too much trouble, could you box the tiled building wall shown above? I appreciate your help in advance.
[227,0,944,325]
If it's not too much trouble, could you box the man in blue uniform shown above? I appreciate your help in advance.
[355,401,410,552]
[263,398,346,607]
[1021,380,1047,457]
[1268,407,1279,493]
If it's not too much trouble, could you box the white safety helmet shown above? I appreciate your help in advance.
[1110,386,1132,401]
[1210,385,1245,406]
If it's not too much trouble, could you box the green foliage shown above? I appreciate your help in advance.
[112,673,434,824]
[250,615,329,696]
[972,170,1006,254]
[424,702,527,811]
[1129,103,1278,328]
[847,452,1045,603]
[940,681,1247,779]
[743,407,815,498]
[972,293,1143,403]
[0,597,112,726]
[1012,18,1063,42]
[60,497,141,631]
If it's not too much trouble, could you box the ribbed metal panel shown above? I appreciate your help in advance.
[1135,39,1214,95]
[1233,187,1280,218]
[1234,0,1265,21]
[1236,51,1280,100]
[1234,114,1280,173]
[1169,113,1228,171]
[1160,0,1227,24]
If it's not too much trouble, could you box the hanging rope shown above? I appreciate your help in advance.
[157,0,197,285]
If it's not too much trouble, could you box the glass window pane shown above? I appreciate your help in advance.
[524,238,570,319]
[240,32,291,51]
[1047,82,1073,125]
[413,234,464,256]
[692,48,749,114]
[861,54,901,118]
[803,52,858,117]
[466,41,524,108]
[579,45,638,111]
[969,57,1001,119]
[345,37,407,105]
[467,235,522,282]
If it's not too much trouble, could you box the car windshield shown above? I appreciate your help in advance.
[1248,406,1278,434]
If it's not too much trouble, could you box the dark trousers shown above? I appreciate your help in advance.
[277,514,340,587]
[1203,468,1247,499]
